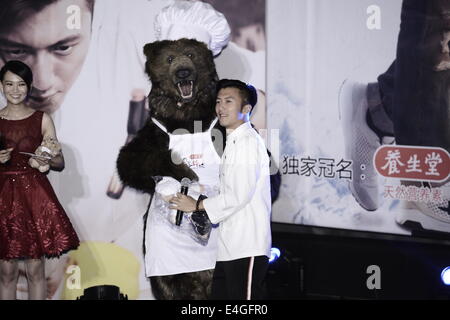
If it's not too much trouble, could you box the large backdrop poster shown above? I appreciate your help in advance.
[1,0,449,300]
[268,0,450,237]
[0,0,266,299]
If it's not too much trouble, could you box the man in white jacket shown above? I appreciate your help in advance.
[170,79,272,300]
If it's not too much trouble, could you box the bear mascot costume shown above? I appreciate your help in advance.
[117,1,231,300]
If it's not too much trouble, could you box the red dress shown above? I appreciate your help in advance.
[0,111,79,260]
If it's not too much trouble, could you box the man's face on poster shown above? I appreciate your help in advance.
[0,0,92,113]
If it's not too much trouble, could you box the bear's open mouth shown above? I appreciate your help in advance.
[177,80,194,100]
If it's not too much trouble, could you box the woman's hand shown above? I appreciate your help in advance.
[29,150,51,172]
[169,193,197,212]
[33,151,51,166]
[29,143,64,172]
[0,148,13,164]
[40,113,65,171]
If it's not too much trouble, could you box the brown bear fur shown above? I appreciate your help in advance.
[117,38,225,194]
[143,39,219,133]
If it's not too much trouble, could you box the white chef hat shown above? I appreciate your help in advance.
[155,0,231,56]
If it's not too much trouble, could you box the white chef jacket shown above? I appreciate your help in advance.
[203,121,272,262]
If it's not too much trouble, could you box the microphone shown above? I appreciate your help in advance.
[176,178,191,226]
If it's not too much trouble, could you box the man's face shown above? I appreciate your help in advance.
[0,0,92,113]
[215,87,251,130]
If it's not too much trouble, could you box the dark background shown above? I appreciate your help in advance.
[267,222,450,299]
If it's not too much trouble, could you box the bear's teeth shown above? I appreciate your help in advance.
[177,81,193,99]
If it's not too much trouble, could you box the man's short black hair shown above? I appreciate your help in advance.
[0,0,95,34]
[216,78,257,111]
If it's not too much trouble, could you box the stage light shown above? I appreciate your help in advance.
[77,285,128,300]
[441,267,450,286]
[269,247,281,263]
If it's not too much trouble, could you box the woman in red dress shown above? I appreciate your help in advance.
[0,60,79,300]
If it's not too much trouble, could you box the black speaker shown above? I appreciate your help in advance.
[77,285,128,300]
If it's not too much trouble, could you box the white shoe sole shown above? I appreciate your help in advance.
[396,201,450,233]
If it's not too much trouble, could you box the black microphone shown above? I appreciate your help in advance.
[176,178,191,226]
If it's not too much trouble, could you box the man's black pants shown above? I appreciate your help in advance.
[211,256,269,300]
